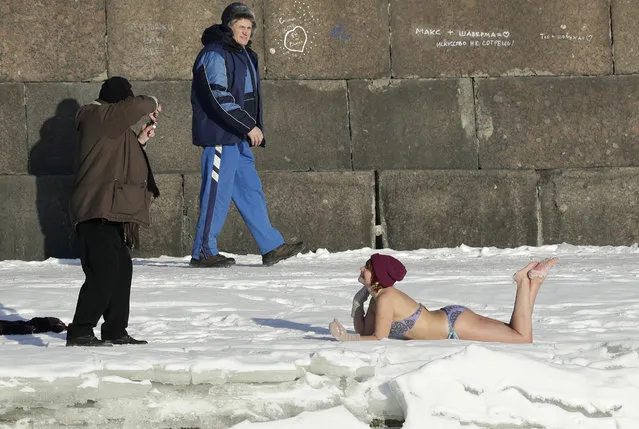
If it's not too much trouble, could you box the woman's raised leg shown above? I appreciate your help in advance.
[454,261,539,343]
[528,257,559,312]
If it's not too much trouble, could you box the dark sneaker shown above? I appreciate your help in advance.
[189,253,236,268]
[66,334,112,347]
[262,241,304,266]
[103,334,148,345]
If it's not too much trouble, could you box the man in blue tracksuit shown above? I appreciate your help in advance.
[190,2,303,268]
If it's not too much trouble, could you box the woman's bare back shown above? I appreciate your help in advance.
[367,288,449,340]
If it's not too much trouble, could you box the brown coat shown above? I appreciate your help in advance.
[70,96,158,228]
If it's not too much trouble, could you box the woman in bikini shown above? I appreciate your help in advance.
[329,253,558,343]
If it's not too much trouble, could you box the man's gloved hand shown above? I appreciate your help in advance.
[351,286,370,317]
[329,318,361,341]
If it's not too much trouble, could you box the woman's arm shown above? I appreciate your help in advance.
[332,295,393,341]
[356,299,377,336]
[352,305,365,334]
[357,294,392,340]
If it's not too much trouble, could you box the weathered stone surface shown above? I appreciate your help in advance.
[391,0,612,78]
[184,171,375,255]
[0,1,106,82]
[612,0,639,74]
[0,174,183,261]
[183,173,201,256]
[132,81,201,173]
[380,170,539,249]
[0,84,26,174]
[134,174,184,258]
[349,79,476,170]
[540,168,639,246]
[106,0,264,80]
[255,80,351,171]
[0,175,75,261]
[26,83,101,176]
[263,0,390,79]
[476,76,639,169]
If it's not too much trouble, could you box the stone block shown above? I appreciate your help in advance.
[134,174,184,258]
[183,173,201,256]
[540,168,639,246]
[390,0,612,78]
[380,170,539,249]
[612,0,639,74]
[0,174,184,261]
[476,76,639,169]
[0,1,106,81]
[349,79,476,170]
[0,175,75,261]
[0,84,27,174]
[263,0,390,79]
[106,0,264,80]
[184,171,375,255]
[26,83,101,176]
[255,80,351,171]
[131,81,201,173]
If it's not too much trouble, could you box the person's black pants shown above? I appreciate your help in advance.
[70,219,132,340]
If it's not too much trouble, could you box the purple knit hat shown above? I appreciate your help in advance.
[369,253,407,287]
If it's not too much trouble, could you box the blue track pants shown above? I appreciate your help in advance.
[191,141,284,259]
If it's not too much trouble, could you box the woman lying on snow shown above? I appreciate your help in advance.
[329,253,558,343]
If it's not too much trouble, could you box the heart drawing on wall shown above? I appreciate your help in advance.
[284,26,308,52]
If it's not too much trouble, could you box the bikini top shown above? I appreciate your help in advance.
[388,303,424,339]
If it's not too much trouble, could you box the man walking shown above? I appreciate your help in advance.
[190,2,303,268]
[66,76,161,346]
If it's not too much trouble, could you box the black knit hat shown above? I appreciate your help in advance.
[99,76,134,103]
[221,2,257,31]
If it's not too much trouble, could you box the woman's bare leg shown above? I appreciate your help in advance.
[507,261,538,341]
[454,311,531,343]
[514,261,539,308]
[455,261,538,343]
[528,258,558,311]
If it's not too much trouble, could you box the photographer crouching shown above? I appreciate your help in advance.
[66,76,161,346]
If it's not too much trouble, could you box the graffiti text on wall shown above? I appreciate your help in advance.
[415,27,514,49]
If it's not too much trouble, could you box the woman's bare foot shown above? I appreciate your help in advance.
[528,257,559,279]
[513,261,539,282]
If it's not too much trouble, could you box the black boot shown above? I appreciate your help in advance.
[262,241,304,266]
[189,253,236,268]
[102,334,148,345]
[66,324,112,347]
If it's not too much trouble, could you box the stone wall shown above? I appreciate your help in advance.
[1,0,638,260]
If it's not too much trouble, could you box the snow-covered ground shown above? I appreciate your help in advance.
[1,244,638,428]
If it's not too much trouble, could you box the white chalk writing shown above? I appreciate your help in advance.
[416,28,510,39]
[284,25,308,52]
[415,28,441,36]
[436,39,514,48]
[436,40,467,47]
[458,30,510,38]
[415,26,515,49]
[132,23,174,32]
[540,32,593,42]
